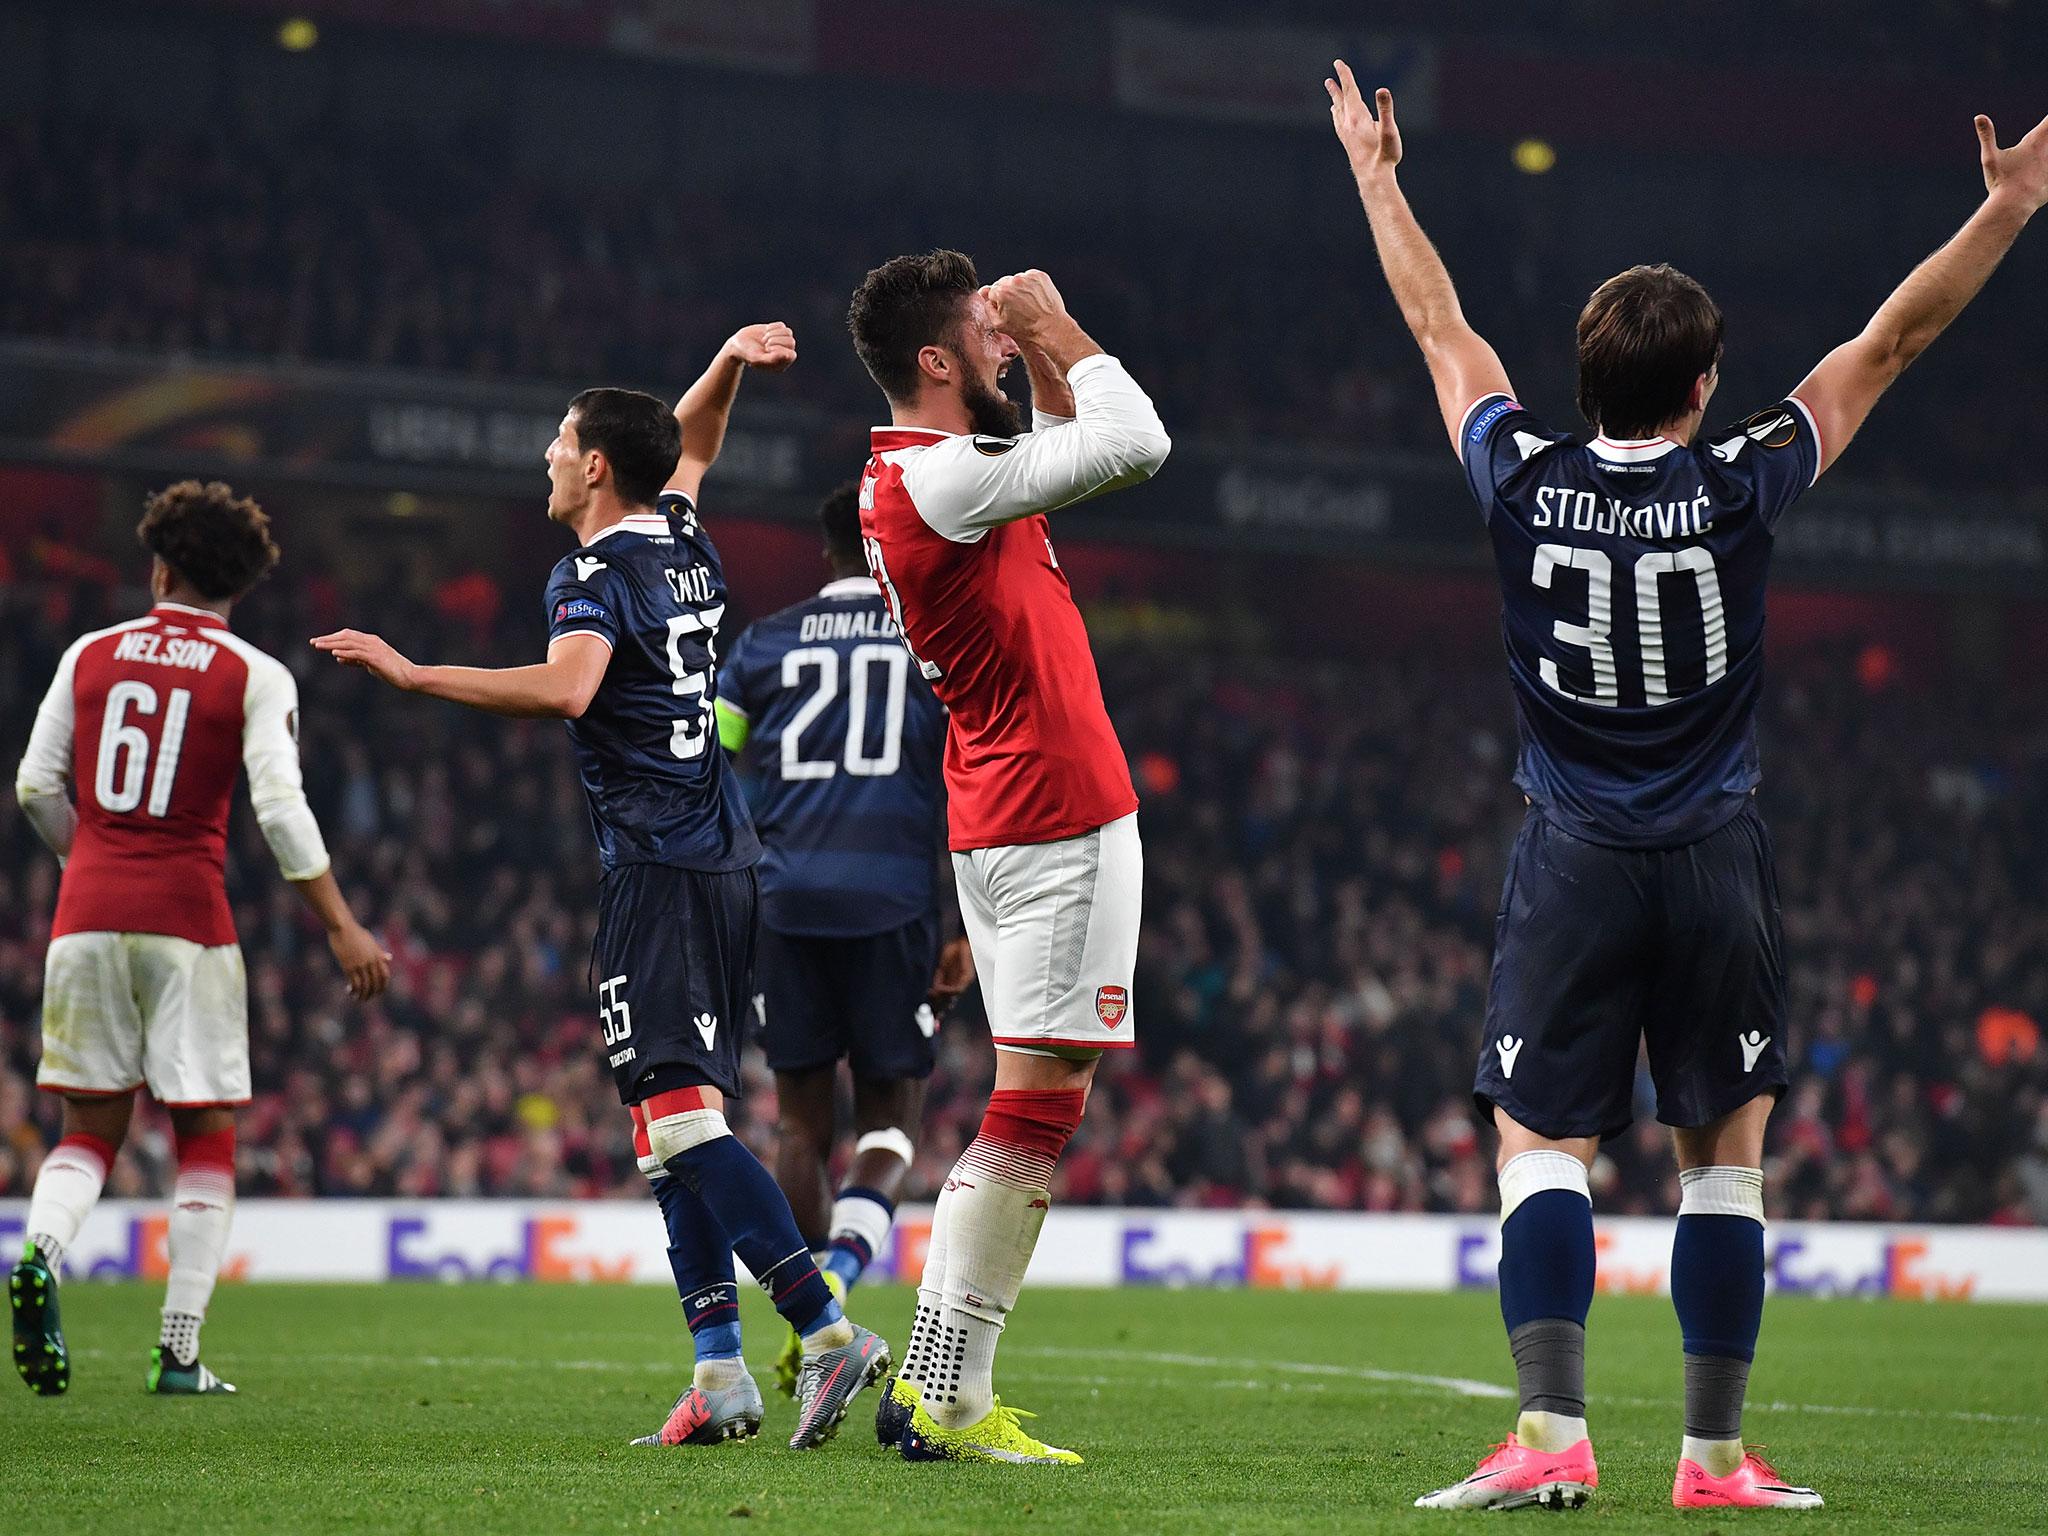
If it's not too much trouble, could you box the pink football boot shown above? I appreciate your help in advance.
[1673,1447,1823,1509]
[1414,1432,1599,1510]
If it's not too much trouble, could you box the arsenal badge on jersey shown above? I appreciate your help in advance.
[1094,985,1129,1028]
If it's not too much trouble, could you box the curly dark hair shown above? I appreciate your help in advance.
[847,248,981,401]
[818,480,863,566]
[136,480,281,601]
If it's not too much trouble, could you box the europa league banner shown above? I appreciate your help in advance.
[0,342,2039,590]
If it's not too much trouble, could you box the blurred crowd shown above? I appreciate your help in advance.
[2,109,2043,498]
[3,570,2045,1226]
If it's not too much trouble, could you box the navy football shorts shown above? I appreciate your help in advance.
[1474,802,1789,1142]
[592,863,758,1104]
[755,912,940,1081]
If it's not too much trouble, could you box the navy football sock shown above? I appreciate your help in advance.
[1672,1166,1766,1442]
[1497,1152,1596,1422]
[664,1134,844,1338]
[651,1173,740,1362]
[1499,1190,1597,1332]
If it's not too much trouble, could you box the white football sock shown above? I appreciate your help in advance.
[828,1189,896,1267]
[160,1310,203,1367]
[1682,1434,1748,1477]
[926,1140,1053,1430]
[693,1356,748,1391]
[1517,1409,1591,1452]
[25,1138,113,1270]
[898,1181,953,1394]
[162,1162,235,1360]
[800,1315,855,1352]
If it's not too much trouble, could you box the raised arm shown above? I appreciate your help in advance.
[666,322,798,502]
[1326,62,1513,450]
[310,629,613,720]
[1793,112,2048,479]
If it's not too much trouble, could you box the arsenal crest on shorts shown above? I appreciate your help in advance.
[1094,985,1129,1028]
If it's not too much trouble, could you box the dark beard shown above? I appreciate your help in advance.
[962,375,1025,438]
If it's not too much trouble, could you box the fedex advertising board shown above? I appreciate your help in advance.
[3,1204,2042,1301]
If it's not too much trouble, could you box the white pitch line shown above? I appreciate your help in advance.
[73,1344,2048,1427]
[1012,1345,2048,1426]
[1016,1345,1513,1400]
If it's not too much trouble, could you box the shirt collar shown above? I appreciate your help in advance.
[151,602,228,629]
[586,511,671,545]
[870,425,954,452]
[819,577,876,599]
[1588,435,1682,463]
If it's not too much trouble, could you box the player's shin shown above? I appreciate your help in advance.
[646,1089,850,1349]
[24,1132,116,1270]
[161,1123,236,1368]
[650,1172,744,1388]
[1497,1149,1596,1453]
[1671,1165,1766,1478]
[924,1088,1082,1430]
[894,1174,951,1401]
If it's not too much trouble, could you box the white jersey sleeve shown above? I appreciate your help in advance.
[901,353,1171,543]
[14,636,84,862]
[232,642,331,882]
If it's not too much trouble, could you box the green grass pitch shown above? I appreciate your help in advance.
[5,1281,2043,1534]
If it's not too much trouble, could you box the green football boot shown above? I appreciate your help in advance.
[147,1347,236,1395]
[9,1242,68,1396]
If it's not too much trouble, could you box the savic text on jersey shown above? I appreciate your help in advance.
[542,492,759,874]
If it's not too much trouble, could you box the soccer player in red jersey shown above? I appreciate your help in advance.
[11,481,388,1397]
[846,252,1170,1463]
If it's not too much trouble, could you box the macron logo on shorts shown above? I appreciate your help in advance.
[1495,1034,1524,1079]
[694,1013,718,1050]
[1739,1030,1771,1073]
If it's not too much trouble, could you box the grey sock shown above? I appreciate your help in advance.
[1509,1319,1586,1416]
[1682,1353,1751,1441]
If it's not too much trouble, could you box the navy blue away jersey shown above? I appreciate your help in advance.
[543,492,760,874]
[719,576,946,937]
[1460,392,1822,848]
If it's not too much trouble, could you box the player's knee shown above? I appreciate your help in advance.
[1498,1148,1591,1222]
[646,1105,732,1167]
[853,1126,916,1165]
[1677,1165,1765,1224]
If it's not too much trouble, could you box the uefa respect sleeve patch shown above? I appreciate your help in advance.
[1466,397,1518,444]
[554,598,610,625]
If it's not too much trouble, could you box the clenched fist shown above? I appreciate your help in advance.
[724,321,797,372]
[981,271,1070,345]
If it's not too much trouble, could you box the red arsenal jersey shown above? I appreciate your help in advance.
[17,603,327,947]
[857,353,1170,851]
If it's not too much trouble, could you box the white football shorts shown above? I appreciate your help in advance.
[37,931,251,1105]
[952,812,1141,1054]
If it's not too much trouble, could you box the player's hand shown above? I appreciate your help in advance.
[982,270,1069,345]
[311,629,418,690]
[724,321,797,372]
[329,920,392,1001]
[927,936,976,1018]
[1977,111,2048,214]
[1326,62,1401,182]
